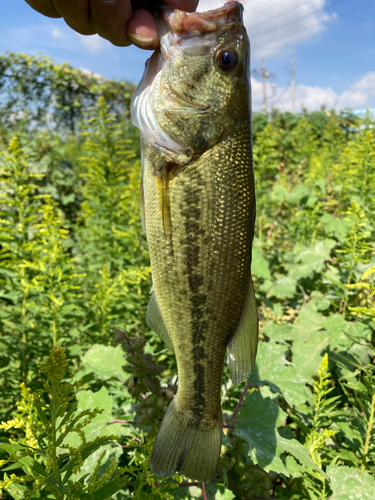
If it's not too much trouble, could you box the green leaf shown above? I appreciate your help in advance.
[81,344,127,381]
[35,403,50,428]
[321,314,353,350]
[278,436,325,477]
[92,479,123,499]
[1,443,27,455]
[291,328,329,380]
[215,489,235,500]
[46,474,65,496]
[61,438,113,482]
[252,247,271,279]
[234,391,288,474]
[69,445,122,485]
[62,387,121,449]
[57,402,78,431]
[2,462,25,472]
[348,343,373,366]
[267,274,297,299]
[235,380,325,478]
[334,422,362,452]
[284,184,311,205]
[2,474,27,500]
[249,341,310,406]
[321,213,350,242]
[290,301,368,379]
[345,321,372,342]
[287,239,336,280]
[77,387,122,440]
[289,302,328,379]
[263,322,293,344]
[222,432,232,448]
[327,465,375,499]
[29,459,48,477]
[284,455,303,478]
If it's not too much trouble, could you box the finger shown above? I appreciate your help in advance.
[164,0,199,12]
[52,0,95,35]
[89,0,133,47]
[127,9,159,49]
[25,0,61,18]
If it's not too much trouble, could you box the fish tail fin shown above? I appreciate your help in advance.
[150,398,222,483]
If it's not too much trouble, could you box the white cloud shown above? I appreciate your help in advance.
[252,72,375,112]
[78,33,109,53]
[198,0,335,58]
[79,67,106,81]
[340,72,375,108]
[0,22,111,56]
[52,27,64,39]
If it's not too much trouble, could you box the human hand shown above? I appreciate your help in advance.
[25,0,199,49]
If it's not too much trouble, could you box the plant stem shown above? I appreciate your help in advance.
[109,419,137,425]
[21,284,28,384]
[52,318,57,348]
[343,222,358,319]
[361,392,375,477]
[201,483,207,500]
[342,263,354,319]
[51,382,62,488]
[267,204,283,241]
[230,379,251,421]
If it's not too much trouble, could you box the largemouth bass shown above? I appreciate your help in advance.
[131,1,258,483]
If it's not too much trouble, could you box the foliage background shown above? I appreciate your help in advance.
[0,52,374,499]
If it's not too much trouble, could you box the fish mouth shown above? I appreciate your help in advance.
[158,1,244,36]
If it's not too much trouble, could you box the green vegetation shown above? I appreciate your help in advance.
[0,53,374,499]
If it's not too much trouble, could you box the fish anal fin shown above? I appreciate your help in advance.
[227,275,259,385]
[146,292,174,351]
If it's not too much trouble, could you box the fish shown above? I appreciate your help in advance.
[131,0,258,483]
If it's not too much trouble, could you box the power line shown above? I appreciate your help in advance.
[250,0,344,38]
[269,81,292,109]
[244,0,304,21]
[249,0,339,33]
[252,0,374,47]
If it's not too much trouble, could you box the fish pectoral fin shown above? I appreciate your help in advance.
[227,275,259,385]
[146,292,174,351]
[161,162,173,238]
[140,177,146,233]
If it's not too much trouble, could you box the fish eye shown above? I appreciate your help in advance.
[216,48,238,72]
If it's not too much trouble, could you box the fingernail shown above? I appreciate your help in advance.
[129,33,154,47]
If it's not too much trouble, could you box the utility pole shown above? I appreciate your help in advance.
[291,58,296,114]
[253,59,274,114]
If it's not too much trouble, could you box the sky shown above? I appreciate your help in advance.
[0,0,374,113]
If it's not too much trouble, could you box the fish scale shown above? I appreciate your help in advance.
[131,1,258,483]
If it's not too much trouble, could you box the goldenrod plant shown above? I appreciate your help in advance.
[0,348,126,499]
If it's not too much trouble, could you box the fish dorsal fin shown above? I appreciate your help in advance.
[227,275,259,384]
[146,292,174,351]
[139,177,146,234]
